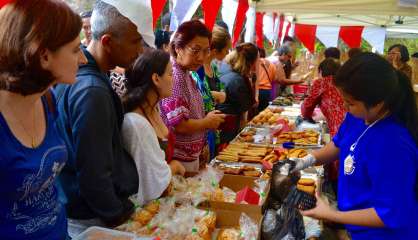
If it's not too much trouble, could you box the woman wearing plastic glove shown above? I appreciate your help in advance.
[293,53,418,240]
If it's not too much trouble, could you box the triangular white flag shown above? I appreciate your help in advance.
[362,27,386,54]
[222,0,239,36]
[263,13,275,43]
[102,0,155,48]
[244,5,256,43]
[170,0,202,31]
[272,16,279,43]
[279,21,291,44]
[316,26,340,48]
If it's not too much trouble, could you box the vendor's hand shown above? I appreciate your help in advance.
[204,110,225,129]
[292,153,316,172]
[301,192,337,221]
[169,160,186,176]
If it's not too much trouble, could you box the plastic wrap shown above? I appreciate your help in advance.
[222,187,236,203]
[239,213,259,240]
[303,217,321,239]
[170,167,224,206]
[254,178,269,205]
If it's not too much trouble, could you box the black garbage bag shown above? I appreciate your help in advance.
[269,160,300,204]
[285,186,317,211]
[261,161,310,240]
[260,205,305,240]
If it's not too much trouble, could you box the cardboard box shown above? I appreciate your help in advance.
[199,174,269,221]
[199,204,262,239]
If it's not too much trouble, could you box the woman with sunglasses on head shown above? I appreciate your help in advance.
[122,50,185,206]
[0,1,86,239]
[293,53,418,240]
[216,42,260,144]
[160,20,225,173]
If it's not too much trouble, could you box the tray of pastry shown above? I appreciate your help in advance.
[233,126,272,144]
[215,142,273,164]
[247,108,288,128]
[273,129,322,147]
[212,162,264,177]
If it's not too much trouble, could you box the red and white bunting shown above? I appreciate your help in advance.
[339,26,364,48]
[202,0,222,31]
[151,0,167,29]
[263,13,276,44]
[169,0,202,31]
[362,27,387,54]
[294,23,317,53]
[255,12,265,48]
[244,4,256,43]
[316,26,340,48]
[221,0,239,36]
[232,0,249,47]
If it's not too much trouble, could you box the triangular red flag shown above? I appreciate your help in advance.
[277,14,285,44]
[255,12,264,48]
[202,0,222,31]
[232,0,249,47]
[151,0,167,29]
[284,21,291,37]
[294,23,317,53]
[339,26,364,48]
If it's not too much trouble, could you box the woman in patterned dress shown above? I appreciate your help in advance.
[301,58,345,194]
[160,20,225,173]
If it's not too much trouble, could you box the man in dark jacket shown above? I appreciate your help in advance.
[54,0,143,227]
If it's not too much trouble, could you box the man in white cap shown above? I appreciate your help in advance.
[54,0,143,228]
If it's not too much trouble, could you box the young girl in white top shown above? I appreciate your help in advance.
[121,50,185,206]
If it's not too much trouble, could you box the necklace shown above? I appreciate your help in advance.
[5,103,38,148]
[350,111,389,152]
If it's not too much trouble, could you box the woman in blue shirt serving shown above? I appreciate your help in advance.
[0,1,86,239]
[294,53,418,239]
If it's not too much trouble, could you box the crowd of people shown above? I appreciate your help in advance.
[0,0,417,240]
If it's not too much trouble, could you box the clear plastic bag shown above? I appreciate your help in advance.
[222,187,236,203]
[170,166,224,206]
[239,213,259,240]
[254,178,269,205]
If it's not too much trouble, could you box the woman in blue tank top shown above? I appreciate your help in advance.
[0,1,86,239]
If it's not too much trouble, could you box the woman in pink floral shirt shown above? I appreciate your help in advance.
[302,58,345,136]
[301,58,345,190]
[160,20,225,172]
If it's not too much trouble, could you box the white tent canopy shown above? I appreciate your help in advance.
[255,0,418,38]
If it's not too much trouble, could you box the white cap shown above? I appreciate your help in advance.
[102,0,155,48]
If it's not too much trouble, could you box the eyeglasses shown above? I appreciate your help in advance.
[185,46,211,57]
[388,51,400,55]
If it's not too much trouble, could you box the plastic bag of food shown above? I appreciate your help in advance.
[239,213,259,240]
[222,187,236,203]
[253,178,269,205]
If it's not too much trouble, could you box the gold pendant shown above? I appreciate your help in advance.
[32,138,36,148]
